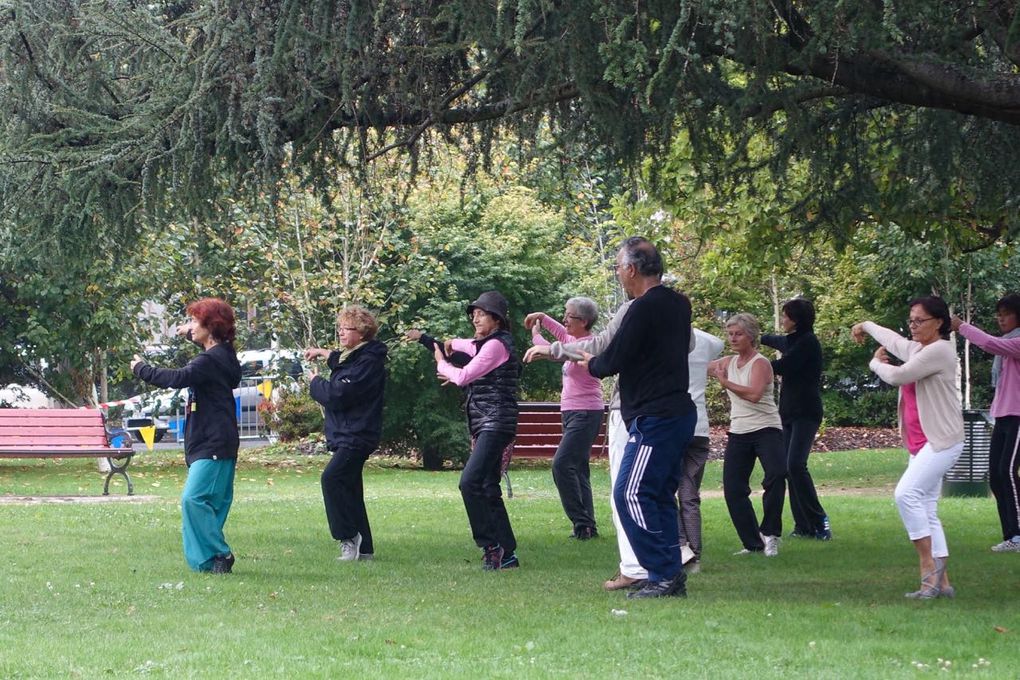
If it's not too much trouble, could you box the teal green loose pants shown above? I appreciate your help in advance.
[181,458,236,571]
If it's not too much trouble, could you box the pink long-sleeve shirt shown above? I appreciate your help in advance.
[532,315,604,412]
[436,337,510,387]
[959,322,1020,418]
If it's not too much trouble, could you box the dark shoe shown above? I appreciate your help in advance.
[572,526,598,540]
[790,527,813,538]
[500,552,520,569]
[482,544,505,571]
[211,553,235,574]
[603,572,647,591]
[816,515,832,540]
[627,574,687,599]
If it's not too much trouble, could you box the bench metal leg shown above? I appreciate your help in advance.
[103,455,134,495]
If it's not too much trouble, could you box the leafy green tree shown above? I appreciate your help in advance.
[3,0,1019,258]
[380,184,584,467]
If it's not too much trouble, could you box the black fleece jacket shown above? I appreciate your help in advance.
[133,343,242,466]
[309,340,388,451]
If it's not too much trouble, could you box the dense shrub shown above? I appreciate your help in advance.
[822,388,898,428]
[265,389,324,442]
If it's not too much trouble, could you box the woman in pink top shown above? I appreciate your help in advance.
[408,291,522,571]
[952,293,1020,553]
[853,296,965,600]
[525,297,605,539]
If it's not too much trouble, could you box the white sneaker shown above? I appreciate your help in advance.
[681,544,697,566]
[733,548,756,556]
[990,538,1020,553]
[338,533,362,561]
[762,535,780,557]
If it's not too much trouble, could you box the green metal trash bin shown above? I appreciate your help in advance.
[943,409,991,497]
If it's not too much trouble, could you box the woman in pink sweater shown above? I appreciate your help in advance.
[525,297,605,539]
[952,293,1020,553]
[853,296,965,599]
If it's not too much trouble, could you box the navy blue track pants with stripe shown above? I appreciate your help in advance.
[613,411,697,583]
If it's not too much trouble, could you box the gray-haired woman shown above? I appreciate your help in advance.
[709,313,786,557]
[525,297,604,539]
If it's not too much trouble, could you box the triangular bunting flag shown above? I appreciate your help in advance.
[139,426,156,450]
[257,380,273,400]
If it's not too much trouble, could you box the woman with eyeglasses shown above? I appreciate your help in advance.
[852,296,964,599]
[524,297,604,540]
[305,306,388,563]
[951,294,1020,554]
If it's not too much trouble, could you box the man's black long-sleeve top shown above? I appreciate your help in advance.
[587,285,695,425]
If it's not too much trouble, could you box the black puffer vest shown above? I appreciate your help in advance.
[465,330,520,436]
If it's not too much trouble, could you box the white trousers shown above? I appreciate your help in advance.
[893,440,964,558]
[608,409,648,579]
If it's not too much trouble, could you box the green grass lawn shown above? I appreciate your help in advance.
[1,449,1017,679]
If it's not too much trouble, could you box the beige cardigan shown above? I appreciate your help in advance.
[863,321,964,451]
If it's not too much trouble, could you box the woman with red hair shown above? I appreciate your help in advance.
[132,297,242,573]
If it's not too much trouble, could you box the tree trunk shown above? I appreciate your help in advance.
[420,445,444,471]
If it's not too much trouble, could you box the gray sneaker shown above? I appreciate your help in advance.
[990,538,1020,553]
[338,533,363,561]
[762,535,780,557]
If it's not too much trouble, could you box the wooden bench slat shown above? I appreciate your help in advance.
[0,436,112,446]
[0,426,113,436]
[0,449,132,457]
[0,416,105,426]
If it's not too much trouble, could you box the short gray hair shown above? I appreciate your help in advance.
[725,313,761,347]
[566,297,599,330]
[619,236,663,277]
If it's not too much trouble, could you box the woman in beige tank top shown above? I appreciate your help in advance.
[708,313,786,557]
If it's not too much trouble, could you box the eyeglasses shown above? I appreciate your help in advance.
[338,327,361,333]
[563,314,583,322]
[906,317,935,328]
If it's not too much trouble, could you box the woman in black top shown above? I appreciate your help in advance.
[306,306,388,562]
[132,298,242,573]
[761,298,830,540]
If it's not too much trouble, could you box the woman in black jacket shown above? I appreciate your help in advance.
[761,298,830,540]
[411,291,521,571]
[131,298,242,573]
[306,306,388,562]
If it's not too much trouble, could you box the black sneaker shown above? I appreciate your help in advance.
[211,553,235,574]
[572,526,598,540]
[482,545,505,571]
[816,516,832,540]
[790,527,813,538]
[627,573,687,599]
[500,552,520,569]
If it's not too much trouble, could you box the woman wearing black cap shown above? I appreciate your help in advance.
[415,291,522,570]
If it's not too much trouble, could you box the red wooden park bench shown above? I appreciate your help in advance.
[0,409,137,495]
[503,402,608,497]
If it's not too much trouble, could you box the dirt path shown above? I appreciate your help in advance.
[0,494,162,505]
